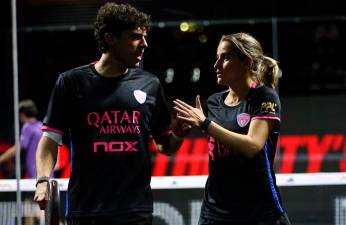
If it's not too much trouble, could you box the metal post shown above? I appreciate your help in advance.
[271,16,279,61]
[11,0,22,224]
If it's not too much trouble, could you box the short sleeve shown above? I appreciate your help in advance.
[42,74,72,135]
[252,87,281,123]
[150,83,172,138]
[20,125,30,150]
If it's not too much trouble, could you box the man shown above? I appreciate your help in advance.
[34,3,186,225]
[0,99,42,178]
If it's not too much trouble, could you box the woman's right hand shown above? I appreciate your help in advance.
[173,95,206,128]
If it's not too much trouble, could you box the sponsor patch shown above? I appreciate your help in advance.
[133,90,147,104]
[237,113,251,127]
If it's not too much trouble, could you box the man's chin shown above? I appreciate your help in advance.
[128,61,141,68]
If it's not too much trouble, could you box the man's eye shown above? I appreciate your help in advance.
[131,34,142,39]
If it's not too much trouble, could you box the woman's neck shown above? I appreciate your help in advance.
[225,77,253,106]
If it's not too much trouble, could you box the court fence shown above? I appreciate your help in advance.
[1,173,346,225]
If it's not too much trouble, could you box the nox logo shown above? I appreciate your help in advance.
[93,141,138,153]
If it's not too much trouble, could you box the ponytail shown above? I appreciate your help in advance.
[256,56,280,89]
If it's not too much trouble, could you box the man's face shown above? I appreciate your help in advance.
[110,27,148,68]
[19,112,26,124]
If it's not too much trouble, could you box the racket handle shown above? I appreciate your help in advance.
[45,180,60,225]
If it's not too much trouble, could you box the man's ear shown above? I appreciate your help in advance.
[104,32,115,46]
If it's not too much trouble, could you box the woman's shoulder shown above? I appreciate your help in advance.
[252,85,279,99]
[207,90,228,105]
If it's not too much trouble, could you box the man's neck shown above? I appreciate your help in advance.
[94,53,128,77]
[23,117,37,124]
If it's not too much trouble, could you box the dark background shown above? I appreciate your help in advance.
[0,0,345,144]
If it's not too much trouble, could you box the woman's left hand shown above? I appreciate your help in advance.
[173,95,206,128]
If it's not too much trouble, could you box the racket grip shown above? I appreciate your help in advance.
[45,180,60,225]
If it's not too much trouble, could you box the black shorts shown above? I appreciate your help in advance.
[198,212,292,225]
[66,213,153,225]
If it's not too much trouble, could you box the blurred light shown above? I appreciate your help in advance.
[198,34,208,43]
[248,19,255,25]
[180,21,204,33]
[180,22,189,32]
[165,68,174,83]
[202,21,210,26]
[191,67,200,82]
[158,22,165,28]
[189,24,197,32]
[69,26,76,31]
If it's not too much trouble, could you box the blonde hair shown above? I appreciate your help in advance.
[221,32,280,88]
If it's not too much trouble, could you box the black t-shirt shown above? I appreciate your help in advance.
[200,85,284,223]
[43,64,171,218]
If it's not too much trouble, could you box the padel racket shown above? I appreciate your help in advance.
[45,179,60,225]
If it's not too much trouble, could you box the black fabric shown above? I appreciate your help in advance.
[199,212,291,225]
[44,64,171,219]
[200,85,284,223]
[66,212,153,225]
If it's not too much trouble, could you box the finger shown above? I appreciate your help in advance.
[176,115,195,123]
[173,107,189,117]
[173,100,191,109]
[173,100,190,112]
[175,99,194,110]
[196,95,202,110]
[184,124,192,130]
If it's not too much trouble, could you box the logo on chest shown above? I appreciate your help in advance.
[237,113,251,127]
[133,90,147,104]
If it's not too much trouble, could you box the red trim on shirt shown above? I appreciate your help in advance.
[252,116,280,122]
[41,125,64,135]
[250,82,258,88]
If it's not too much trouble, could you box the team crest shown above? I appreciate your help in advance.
[133,90,147,104]
[237,113,251,127]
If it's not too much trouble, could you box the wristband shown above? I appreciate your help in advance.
[36,176,50,187]
[200,118,211,131]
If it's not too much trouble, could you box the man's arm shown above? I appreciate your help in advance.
[34,136,58,210]
[153,134,183,156]
[0,145,15,164]
[153,114,192,155]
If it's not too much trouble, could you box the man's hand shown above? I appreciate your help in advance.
[34,182,49,210]
[172,111,192,138]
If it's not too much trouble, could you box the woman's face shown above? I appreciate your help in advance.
[214,40,248,86]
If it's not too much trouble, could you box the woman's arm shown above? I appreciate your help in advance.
[173,96,274,158]
[207,118,273,157]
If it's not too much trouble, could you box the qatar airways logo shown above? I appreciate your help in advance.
[87,110,141,134]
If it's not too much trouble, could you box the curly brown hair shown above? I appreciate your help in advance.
[94,2,151,53]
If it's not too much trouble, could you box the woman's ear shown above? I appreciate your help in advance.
[244,58,253,70]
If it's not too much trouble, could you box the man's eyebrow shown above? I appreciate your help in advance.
[130,32,148,38]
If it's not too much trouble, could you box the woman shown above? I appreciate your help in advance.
[173,33,291,225]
